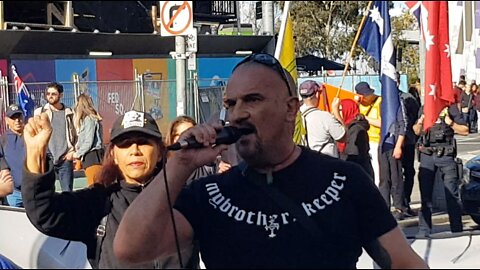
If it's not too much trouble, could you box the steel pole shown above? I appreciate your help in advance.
[175,35,186,116]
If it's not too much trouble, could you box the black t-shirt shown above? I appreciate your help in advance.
[175,147,397,268]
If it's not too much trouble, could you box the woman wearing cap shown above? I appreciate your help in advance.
[21,111,197,268]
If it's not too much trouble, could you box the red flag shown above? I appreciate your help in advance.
[407,1,456,131]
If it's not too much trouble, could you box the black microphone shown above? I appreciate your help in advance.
[167,126,254,151]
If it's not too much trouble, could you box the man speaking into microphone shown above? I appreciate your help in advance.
[114,53,427,268]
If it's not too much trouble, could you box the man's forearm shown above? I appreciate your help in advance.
[0,181,13,197]
[395,135,405,150]
[413,122,423,136]
[115,157,194,263]
[452,122,469,136]
[331,109,344,125]
[366,117,381,128]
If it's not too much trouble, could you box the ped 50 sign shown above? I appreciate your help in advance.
[160,1,194,36]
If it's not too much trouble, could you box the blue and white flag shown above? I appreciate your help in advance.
[11,65,35,119]
[358,1,400,147]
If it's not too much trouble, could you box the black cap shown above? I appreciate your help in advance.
[110,110,162,142]
[6,104,24,118]
[354,82,375,96]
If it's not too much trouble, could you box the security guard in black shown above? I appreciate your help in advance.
[413,104,468,235]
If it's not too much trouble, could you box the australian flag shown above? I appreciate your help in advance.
[358,1,400,147]
[11,65,35,119]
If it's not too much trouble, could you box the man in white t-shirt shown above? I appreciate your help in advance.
[299,80,346,157]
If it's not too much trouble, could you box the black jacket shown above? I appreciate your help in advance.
[22,163,163,268]
[341,118,374,179]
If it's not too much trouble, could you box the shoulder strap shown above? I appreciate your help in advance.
[301,107,318,118]
[301,107,319,148]
[364,96,380,117]
[93,198,112,269]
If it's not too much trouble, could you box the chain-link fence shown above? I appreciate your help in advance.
[0,75,229,138]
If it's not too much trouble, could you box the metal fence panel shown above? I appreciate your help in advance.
[94,81,137,142]
[0,76,230,139]
[142,79,176,135]
[7,81,77,109]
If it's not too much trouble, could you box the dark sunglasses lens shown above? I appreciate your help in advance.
[115,137,151,148]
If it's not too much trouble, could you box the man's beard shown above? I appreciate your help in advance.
[48,98,59,105]
[236,138,266,167]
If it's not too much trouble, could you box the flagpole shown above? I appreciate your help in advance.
[336,0,373,97]
[274,1,292,59]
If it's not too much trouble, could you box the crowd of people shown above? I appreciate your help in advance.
[2,52,474,268]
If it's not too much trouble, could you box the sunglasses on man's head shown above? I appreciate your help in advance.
[233,53,293,97]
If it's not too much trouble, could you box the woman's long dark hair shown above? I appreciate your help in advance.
[96,136,165,186]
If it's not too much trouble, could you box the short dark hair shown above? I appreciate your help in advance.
[46,82,64,94]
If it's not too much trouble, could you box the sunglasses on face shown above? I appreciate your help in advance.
[114,137,154,149]
[9,115,24,121]
[233,53,293,97]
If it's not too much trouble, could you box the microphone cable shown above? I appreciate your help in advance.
[161,148,184,268]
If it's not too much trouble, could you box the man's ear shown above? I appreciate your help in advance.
[286,97,300,122]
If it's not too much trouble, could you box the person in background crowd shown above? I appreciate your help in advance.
[337,99,374,179]
[0,170,13,204]
[458,80,469,116]
[468,83,478,133]
[165,115,215,184]
[22,110,198,268]
[378,75,407,221]
[72,93,104,186]
[1,105,26,207]
[299,80,346,157]
[472,83,480,133]
[460,82,476,133]
[114,53,428,269]
[400,79,421,217]
[355,81,382,186]
[0,142,13,205]
[34,82,77,191]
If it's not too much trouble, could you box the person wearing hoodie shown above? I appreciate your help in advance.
[338,99,374,180]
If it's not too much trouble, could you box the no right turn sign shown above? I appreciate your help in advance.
[160,1,194,37]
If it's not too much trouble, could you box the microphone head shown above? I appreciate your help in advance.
[210,126,255,146]
[237,127,255,136]
[166,126,255,151]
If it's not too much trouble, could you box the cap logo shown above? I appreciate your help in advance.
[122,111,145,129]
[9,105,19,111]
[299,89,309,95]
